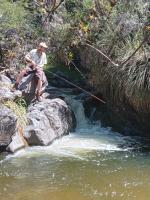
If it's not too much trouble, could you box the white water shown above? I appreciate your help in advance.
[1,94,150,200]
[3,95,131,162]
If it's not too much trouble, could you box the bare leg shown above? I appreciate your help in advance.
[12,69,27,91]
[16,69,27,84]
[36,78,43,101]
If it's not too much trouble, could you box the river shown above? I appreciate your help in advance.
[0,92,150,200]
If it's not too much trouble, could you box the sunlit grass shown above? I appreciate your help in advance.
[4,98,28,130]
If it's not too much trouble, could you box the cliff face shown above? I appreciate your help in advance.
[84,97,150,136]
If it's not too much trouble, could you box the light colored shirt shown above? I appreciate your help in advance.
[25,49,47,68]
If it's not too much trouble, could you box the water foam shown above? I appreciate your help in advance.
[1,94,129,161]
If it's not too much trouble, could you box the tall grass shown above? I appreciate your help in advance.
[4,98,28,133]
[81,0,150,111]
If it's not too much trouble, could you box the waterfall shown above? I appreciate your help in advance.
[2,91,130,162]
[64,95,89,129]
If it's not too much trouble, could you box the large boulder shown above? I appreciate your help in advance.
[0,104,17,151]
[24,98,73,146]
[0,74,12,84]
[0,75,22,102]
[0,86,22,102]
[18,73,48,103]
[6,132,26,153]
[0,74,75,151]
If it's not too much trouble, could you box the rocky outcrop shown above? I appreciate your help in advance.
[84,96,150,137]
[24,98,73,146]
[6,132,26,153]
[0,87,22,102]
[18,73,48,103]
[0,74,12,84]
[0,74,22,102]
[0,74,74,152]
[0,104,17,151]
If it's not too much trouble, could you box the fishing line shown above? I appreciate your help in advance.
[46,70,106,104]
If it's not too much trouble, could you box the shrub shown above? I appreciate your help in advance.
[49,0,150,111]
[0,0,26,34]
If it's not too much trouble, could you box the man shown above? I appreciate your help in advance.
[13,42,48,101]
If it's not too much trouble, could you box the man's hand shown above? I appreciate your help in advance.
[25,55,37,68]
[31,60,37,68]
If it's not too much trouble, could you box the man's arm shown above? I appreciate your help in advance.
[25,51,36,67]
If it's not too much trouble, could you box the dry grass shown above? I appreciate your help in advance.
[4,98,28,130]
[4,98,29,146]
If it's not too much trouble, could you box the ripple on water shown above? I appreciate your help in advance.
[0,121,150,200]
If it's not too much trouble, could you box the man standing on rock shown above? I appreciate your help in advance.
[12,42,48,101]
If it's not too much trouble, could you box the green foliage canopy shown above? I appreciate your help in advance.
[0,0,27,32]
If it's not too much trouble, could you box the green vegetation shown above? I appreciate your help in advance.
[0,0,150,111]
[4,98,28,130]
[48,0,150,111]
[45,63,84,83]
[0,0,26,32]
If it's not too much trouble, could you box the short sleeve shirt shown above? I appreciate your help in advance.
[26,49,47,68]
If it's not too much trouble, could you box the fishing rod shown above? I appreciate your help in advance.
[45,37,146,104]
[46,70,106,104]
[86,37,146,67]
[86,43,119,67]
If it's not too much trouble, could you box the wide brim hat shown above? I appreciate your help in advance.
[39,42,48,48]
